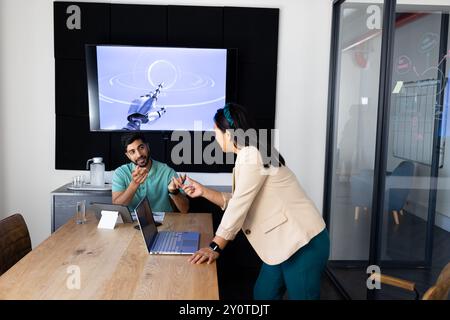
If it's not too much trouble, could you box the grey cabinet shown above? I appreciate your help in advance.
[50,183,232,232]
[51,184,112,232]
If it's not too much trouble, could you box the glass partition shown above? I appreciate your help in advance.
[325,0,450,299]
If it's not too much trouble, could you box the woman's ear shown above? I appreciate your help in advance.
[224,130,234,150]
[225,129,232,141]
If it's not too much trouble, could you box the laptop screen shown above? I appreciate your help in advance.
[135,197,158,251]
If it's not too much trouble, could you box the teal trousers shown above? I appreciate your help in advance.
[253,228,330,300]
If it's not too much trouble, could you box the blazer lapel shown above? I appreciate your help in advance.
[232,168,236,193]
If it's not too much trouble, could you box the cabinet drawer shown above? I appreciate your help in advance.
[52,195,112,232]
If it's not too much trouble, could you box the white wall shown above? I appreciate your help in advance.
[0,0,333,247]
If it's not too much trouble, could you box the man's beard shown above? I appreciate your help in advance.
[134,156,149,167]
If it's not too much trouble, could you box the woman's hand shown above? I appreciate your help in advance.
[188,247,219,264]
[182,177,205,198]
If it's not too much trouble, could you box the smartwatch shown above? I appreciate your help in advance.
[168,188,180,195]
[209,241,222,254]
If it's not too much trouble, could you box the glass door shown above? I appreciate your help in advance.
[325,0,450,299]
[377,1,450,268]
[324,0,386,298]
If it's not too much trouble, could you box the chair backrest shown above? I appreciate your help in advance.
[422,262,450,300]
[387,161,415,211]
[392,161,415,177]
[350,169,374,206]
[0,214,32,276]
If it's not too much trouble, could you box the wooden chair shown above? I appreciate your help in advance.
[0,214,32,276]
[370,262,450,300]
[354,206,405,224]
[352,161,414,225]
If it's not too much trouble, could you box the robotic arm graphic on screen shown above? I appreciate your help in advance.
[123,83,167,130]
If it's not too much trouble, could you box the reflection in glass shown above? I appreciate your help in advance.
[330,1,384,262]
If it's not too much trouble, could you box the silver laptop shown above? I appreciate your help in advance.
[134,196,200,255]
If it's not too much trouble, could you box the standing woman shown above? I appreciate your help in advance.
[183,103,330,300]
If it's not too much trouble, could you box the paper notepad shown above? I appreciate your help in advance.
[98,210,122,229]
[392,81,404,94]
[153,211,165,224]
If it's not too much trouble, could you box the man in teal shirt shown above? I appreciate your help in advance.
[112,133,189,214]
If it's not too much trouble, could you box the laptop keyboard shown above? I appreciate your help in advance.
[153,232,182,253]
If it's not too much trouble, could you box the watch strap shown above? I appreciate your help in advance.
[168,188,180,195]
[209,241,222,253]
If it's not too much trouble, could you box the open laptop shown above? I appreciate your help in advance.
[134,196,200,255]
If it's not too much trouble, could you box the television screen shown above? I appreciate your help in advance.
[86,45,228,131]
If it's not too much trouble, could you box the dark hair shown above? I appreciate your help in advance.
[214,103,286,167]
[121,132,148,153]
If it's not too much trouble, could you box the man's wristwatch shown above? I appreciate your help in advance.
[209,241,222,254]
[168,188,180,195]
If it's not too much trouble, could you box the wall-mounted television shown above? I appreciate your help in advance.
[86,45,234,132]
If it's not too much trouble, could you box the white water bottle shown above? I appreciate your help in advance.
[86,157,105,187]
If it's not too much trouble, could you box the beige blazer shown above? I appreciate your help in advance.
[216,146,326,265]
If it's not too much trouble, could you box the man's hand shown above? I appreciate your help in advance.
[188,247,219,265]
[168,174,186,193]
[131,166,148,187]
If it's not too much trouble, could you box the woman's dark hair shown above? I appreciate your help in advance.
[214,103,285,167]
[121,132,148,152]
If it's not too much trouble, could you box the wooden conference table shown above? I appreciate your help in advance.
[0,212,219,300]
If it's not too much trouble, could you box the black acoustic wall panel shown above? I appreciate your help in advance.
[224,7,279,64]
[55,59,88,117]
[54,3,279,172]
[168,6,223,47]
[110,4,168,45]
[166,131,196,172]
[236,62,277,126]
[226,48,239,103]
[56,115,110,170]
[54,2,110,59]
[224,7,278,130]
[109,132,167,170]
[166,132,234,173]
[254,118,276,131]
